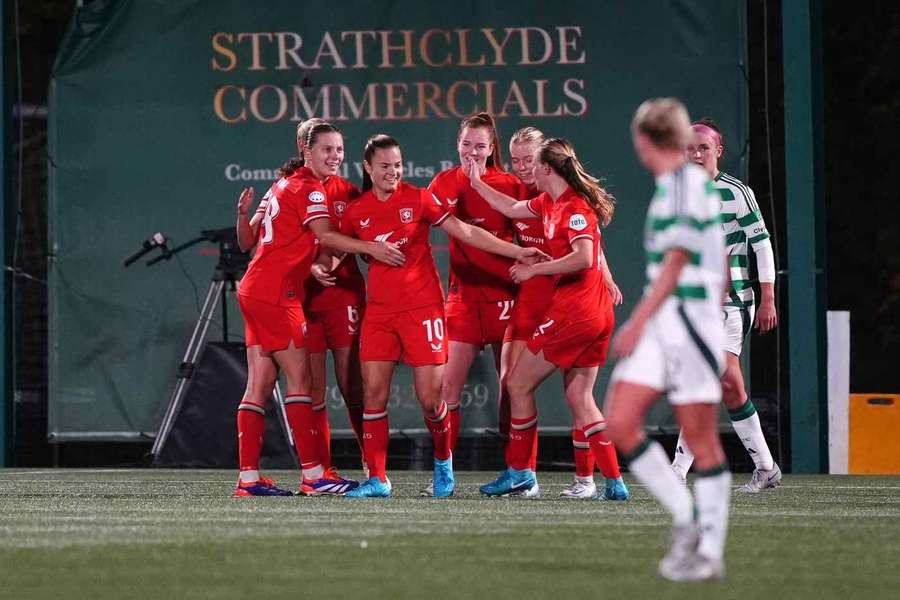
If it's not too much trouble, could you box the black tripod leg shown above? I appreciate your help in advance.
[150,280,225,459]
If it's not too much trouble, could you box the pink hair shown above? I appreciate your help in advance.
[692,123,723,148]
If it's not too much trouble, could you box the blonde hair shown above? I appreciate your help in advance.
[631,98,692,150]
[297,118,328,149]
[509,126,544,147]
[537,138,615,227]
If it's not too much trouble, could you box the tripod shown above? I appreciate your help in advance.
[145,228,295,462]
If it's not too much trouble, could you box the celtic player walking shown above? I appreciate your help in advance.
[670,118,781,493]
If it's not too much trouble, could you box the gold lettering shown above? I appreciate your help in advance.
[447,81,479,118]
[275,32,308,70]
[556,27,585,64]
[517,27,553,66]
[340,31,377,69]
[291,85,332,121]
[481,28,515,66]
[378,30,415,68]
[420,29,452,67]
[456,30,486,66]
[415,82,447,119]
[336,84,380,120]
[384,83,412,119]
[483,80,498,115]
[533,80,563,117]
[498,81,532,117]
[211,33,236,71]
[236,32,274,71]
[562,79,588,116]
[249,85,287,123]
[311,32,346,69]
[213,85,246,123]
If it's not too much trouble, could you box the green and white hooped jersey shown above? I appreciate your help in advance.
[644,163,725,311]
[716,171,770,308]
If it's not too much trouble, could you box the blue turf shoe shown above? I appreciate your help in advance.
[432,455,455,498]
[234,476,294,497]
[599,476,630,501]
[344,477,392,498]
[479,467,537,497]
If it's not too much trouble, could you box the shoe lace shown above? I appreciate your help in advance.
[324,467,342,481]
[258,475,275,488]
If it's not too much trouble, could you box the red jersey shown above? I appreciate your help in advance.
[239,167,331,306]
[512,213,555,304]
[339,182,449,313]
[526,187,611,317]
[428,166,521,302]
[304,175,366,311]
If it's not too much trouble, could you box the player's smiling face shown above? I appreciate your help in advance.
[365,145,403,197]
[457,126,493,170]
[304,131,344,180]
[686,130,722,177]
[509,141,538,188]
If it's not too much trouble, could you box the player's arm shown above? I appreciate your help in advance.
[236,187,262,252]
[510,238,592,282]
[311,247,339,287]
[599,248,623,305]
[739,187,777,332]
[439,215,547,262]
[465,160,534,219]
[612,249,690,358]
[308,217,405,267]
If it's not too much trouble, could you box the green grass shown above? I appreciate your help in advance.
[1,470,898,600]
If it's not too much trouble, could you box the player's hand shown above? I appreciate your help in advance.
[311,263,336,287]
[368,241,405,267]
[754,299,778,332]
[509,262,535,283]
[516,246,551,264]
[611,318,644,359]
[462,158,486,184]
[606,278,624,305]
[237,187,254,216]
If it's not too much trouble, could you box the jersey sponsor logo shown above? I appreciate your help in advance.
[333,201,346,216]
[518,234,544,245]
[374,232,393,243]
[515,222,530,231]
[399,208,413,223]
[446,198,459,207]
[308,191,326,204]
[360,218,371,228]
[569,214,588,231]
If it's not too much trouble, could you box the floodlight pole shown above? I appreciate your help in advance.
[783,0,828,473]
[0,0,12,467]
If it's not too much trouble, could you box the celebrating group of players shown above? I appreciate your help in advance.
[232,98,780,581]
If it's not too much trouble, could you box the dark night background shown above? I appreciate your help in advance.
[5,1,898,466]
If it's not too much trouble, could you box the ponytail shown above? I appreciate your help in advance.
[537,138,616,227]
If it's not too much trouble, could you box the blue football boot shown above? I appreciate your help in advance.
[432,455,455,498]
[344,476,392,498]
[479,467,537,497]
[234,475,294,497]
[599,476,630,501]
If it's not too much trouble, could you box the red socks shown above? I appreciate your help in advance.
[312,400,331,471]
[573,428,595,477]
[285,394,321,474]
[363,408,390,482]
[507,414,538,471]
[425,401,452,461]
[583,420,621,479]
[237,402,266,472]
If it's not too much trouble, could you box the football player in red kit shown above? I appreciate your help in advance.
[424,113,522,495]
[233,122,404,496]
[313,134,546,498]
[470,138,629,501]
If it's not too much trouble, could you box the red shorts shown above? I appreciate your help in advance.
[504,297,551,343]
[305,303,364,354]
[238,294,306,353]
[526,312,614,369]
[360,304,447,367]
[446,299,515,346]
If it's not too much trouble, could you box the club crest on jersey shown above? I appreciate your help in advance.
[399,208,413,223]
[333,201,346,216]
[308,191,326,204]
[360,218,371,228]
[569,214,588,231]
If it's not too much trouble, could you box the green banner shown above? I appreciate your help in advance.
[48,0,748,440]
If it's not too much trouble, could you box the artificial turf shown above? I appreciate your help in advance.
[0,469,898,600]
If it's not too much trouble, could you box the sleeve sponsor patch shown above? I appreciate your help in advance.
[308,191,326,204]
[569,214,588,231]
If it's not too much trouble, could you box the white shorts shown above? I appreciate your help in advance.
[723,304,754,356]
[610,299,725,405]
